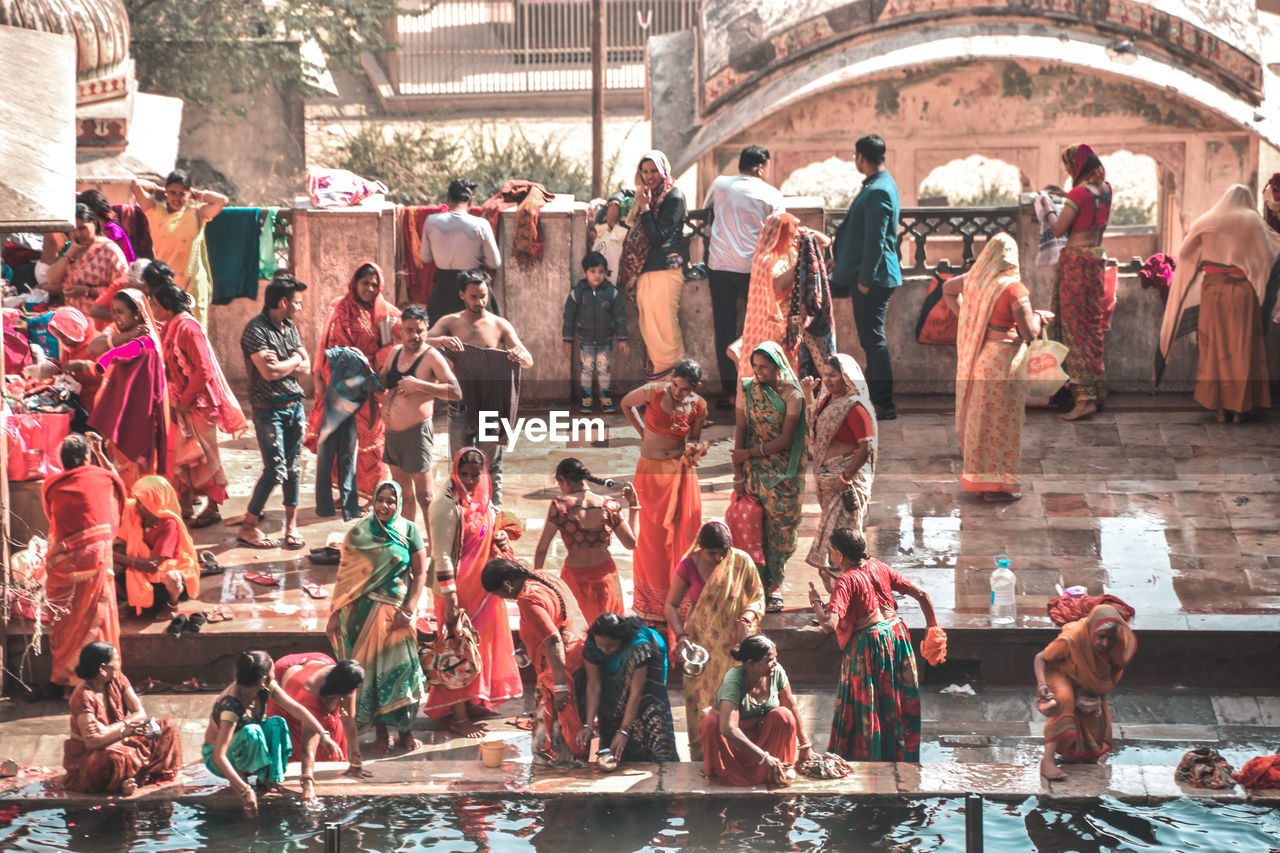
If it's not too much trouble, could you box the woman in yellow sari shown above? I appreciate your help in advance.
[733,341,806,610]
[1034,604,1136,780]
[946,233,1049,501]
[130,171,226,327]
[665,521,765,760]
[328,480,428,754]
[114,476,200,619]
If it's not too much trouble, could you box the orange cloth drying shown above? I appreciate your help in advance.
[1238,755,1280,788]
[922,626,948,666]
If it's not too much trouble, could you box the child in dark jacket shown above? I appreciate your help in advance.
[563,251,629,413]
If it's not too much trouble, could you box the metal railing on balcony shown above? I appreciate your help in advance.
[394,0,698,96]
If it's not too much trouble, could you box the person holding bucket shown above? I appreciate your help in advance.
[665,521,765,761]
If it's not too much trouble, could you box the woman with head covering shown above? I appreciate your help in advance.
[306,261,401,509]
[114,475,200,620]
[803,354,877,563]
[1262,173,1280,239]
[86,288,169,488]
[1041,143,1112,421]
[809,527,937,762]
[617,150,688,379]
[733,341,807,610]
[424,448,523,738]
[1033,604,1136,780]
[700,635,811,787]
[150,284,247,526]
[130,170,227,326]
[46,203,129,325]
[46,306,102,417]
[576,612,678,765]
[665,521,765,760]
[327,481,428,755]
[1158,185,1277,422]
[734,211,835,382]
[944,233,1050,500]
[77,189,136,263]
[62,642,181,794]
[483,558,589,765]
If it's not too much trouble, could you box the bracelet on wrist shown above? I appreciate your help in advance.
[553,684,569,694]
[758,752,772,765]
[618,729,630,739]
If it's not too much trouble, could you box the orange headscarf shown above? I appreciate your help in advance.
[1044,604,1135,697]
[119,475,200,612]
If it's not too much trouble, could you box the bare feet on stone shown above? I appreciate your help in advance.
[469,705,502,720]
[1058,400,1097,421]
[371,724,392,755]
[398,731,421,752]
[448,717,487,739]
[1040,753,1067,781]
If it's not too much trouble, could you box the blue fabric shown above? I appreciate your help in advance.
[830,170,902,294]
[207,207,262,305]
[247,401,305,516]
[201,715,291,784]
[318,347,383,445]
[316,413,358,520]
[586,626,667,679]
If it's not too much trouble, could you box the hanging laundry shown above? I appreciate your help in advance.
[258,207,283,280]
[399,204,447,305]
[206,207,263,305]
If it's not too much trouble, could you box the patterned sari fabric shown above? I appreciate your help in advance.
[742,342,806,590]
[62,674,182,793]
[736,213,800,380]
[1052,245,1107,404]
[330,480,427,733]
[42,465,125,686]
[518,571,588,763]
[806,354,877,568]
[1042,604,1136,763]
[162,313,248,504]
[829,617,920,761]
[581,627,678,762]
[955,234,1029,495]
[426,450,523,719]
[63,238,127,321]
[118,476,201,615]
[679,546,765,760]
[306,261,401,502]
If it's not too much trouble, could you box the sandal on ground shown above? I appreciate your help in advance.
[766,592,785,612]
[166,614,188,637]
[199,552,224,577]
[244,572,280,586]
[302,583,329,600]
[204,606,235,624]
[173,678,215,693]
[307,546,341,565]
[190,509,222,529]
[235,535,279,550]
[284,533,306,550]
[134,677,171,695]
[185,613,207,633]
[505,715,535,731]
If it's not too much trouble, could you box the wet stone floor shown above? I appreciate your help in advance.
[3,393,1280,805]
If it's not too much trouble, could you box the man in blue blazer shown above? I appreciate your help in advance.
[830,134,901,419]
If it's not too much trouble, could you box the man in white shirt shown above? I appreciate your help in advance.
[702,146,784,408]
[421,178,503,322]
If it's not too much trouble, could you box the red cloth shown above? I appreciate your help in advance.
[1046,594,1135,627]
[266,652,347,762]
[832,402,873,444]
[401,204,448,305]
[561,558,624,628]
[1238,755,1280,788]
[62,674,182,793]
[161,315,247,435]
[827,559,914,650]
[87,336,169,477]
[700,707,798,787]
[519,571,587,761]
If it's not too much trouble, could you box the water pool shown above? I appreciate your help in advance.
[5,795,1280,852]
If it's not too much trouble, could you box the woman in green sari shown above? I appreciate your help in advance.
[327,481,428,754]
[733,341,807,611]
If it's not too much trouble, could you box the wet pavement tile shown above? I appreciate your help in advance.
[1118,724,1219,742]
[1047,764,1147,800]
[1138,765,1244,802]
[1210,695,1265,726]
[1108,693,1216,726]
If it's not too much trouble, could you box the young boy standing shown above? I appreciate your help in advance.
[563,251,629,413]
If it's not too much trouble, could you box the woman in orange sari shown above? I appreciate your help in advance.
[425,448,523,737]
[150,284,248,526]
[1158,185,1276,422]
[307,261,401,507]
[1034,604,1136,780]
[483,558,589,765]
[618,359,708,625]
[946,233,1049,501]
[114,476,200,620]
[533,457,639,625]
[43,434,126,686]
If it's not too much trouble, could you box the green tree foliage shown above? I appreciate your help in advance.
[918,178,1018,207]
[124,0,402,113]
[335,124,464,206]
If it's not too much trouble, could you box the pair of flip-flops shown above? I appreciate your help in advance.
[236,534,306,550]
[205,606,234,624]
[173,678,216,693]
[198,552,224,577]
[167,613,207,637]
[244,572,279,586]
[134,677,171,695]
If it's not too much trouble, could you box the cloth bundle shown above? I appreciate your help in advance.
[921,626,948,666]
[1238,755,1280,788]
[1175,747,1237,789]
[797,752,852,779]
[1047,593,1135,626]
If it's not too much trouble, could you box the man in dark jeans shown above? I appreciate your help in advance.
[237,271,311,549]
[702,145,784,408]
[831,134,902,419]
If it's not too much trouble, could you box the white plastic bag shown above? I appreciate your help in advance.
[306,168,388,209]
[1034,193,1067,267]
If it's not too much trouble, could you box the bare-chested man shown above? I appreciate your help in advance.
[378,304,460,524]
[427,269,533,509]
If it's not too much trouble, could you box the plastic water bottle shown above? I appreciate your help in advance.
[989,554,1016,626]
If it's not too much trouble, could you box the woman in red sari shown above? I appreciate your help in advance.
[63,642,182,794]
[618,359,708,624]
[700,635,811,787]
[150,284,248,525]
[425,448,523,737]
[533,457,639,625]
[307,261,401,505]
[483,558,589,765]
[265,652,370,802]
[43,435,126,687]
